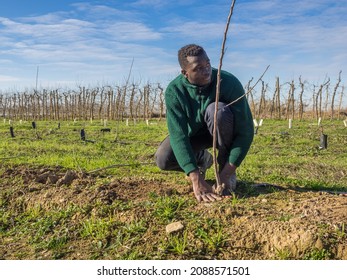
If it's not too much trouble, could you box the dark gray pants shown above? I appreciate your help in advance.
[155,102,234,172]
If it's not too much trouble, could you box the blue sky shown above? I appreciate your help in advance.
[1,0,346,101]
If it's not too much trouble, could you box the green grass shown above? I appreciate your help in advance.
[237,119,347,190]
[195,218,228,252]
[303,248,331,260]
[0,118,346,260]
[1,118,346,188]
[0,120,165,175]
[166,231,189,255]
[150,194,189,223]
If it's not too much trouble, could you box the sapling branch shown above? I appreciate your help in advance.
[225,65,270,108]
[212,0,270,194]
[213,0,236,189]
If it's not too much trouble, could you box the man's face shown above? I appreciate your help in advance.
[181,52,212,87]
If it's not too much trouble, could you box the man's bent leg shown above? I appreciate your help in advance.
[204,102,237,194]
[155,134,213,173]
[155,136,182,171]
[204,102,234,170]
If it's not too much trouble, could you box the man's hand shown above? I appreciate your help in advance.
[219,163,237,193]
[189,170,222,202]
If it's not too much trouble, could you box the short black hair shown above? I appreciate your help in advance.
[178,44,206,69]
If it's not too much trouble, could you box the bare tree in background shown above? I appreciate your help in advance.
[257,81,267,119]
[298,76,305,120]
[331,71,342,120]
[274,77,281,119]
[245,78,255,116]
[315,80,330,120]
[158,84,164,121]
[337,86,345,119]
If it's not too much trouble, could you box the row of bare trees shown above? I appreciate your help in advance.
[0,83,165,121]
[0,74,346,122]
[247,71,346,121]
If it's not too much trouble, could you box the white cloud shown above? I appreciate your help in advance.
[105,22,162,41]
[0,8,162,69]
[0,0,346,96]
[161,21,225,41]
[0,75,19,82]
[132,0,197,9]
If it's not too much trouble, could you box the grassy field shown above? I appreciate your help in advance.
[0,118,346,259]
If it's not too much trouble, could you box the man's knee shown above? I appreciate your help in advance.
[155,148,167,170]
[205,102,233,125]
[218,105,233,124]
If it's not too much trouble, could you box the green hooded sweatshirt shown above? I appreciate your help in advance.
[165,68,254,175]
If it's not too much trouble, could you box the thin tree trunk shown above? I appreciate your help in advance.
[331,71,342,120]
[337,86,345,120]
[275,77,281,119]
[323,84,329,119]
[129,83,137,121]
[158,84,164,121]
[245,78,255,116]
[298,76,304,120]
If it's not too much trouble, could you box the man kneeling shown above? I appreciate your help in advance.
[155,44,254,202]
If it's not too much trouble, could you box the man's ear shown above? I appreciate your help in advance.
[181,69,188,77]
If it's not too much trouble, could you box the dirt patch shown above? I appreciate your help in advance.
[1,166,346,260]
[222,191,347,259]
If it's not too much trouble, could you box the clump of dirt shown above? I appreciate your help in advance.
[0,166,346,260]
